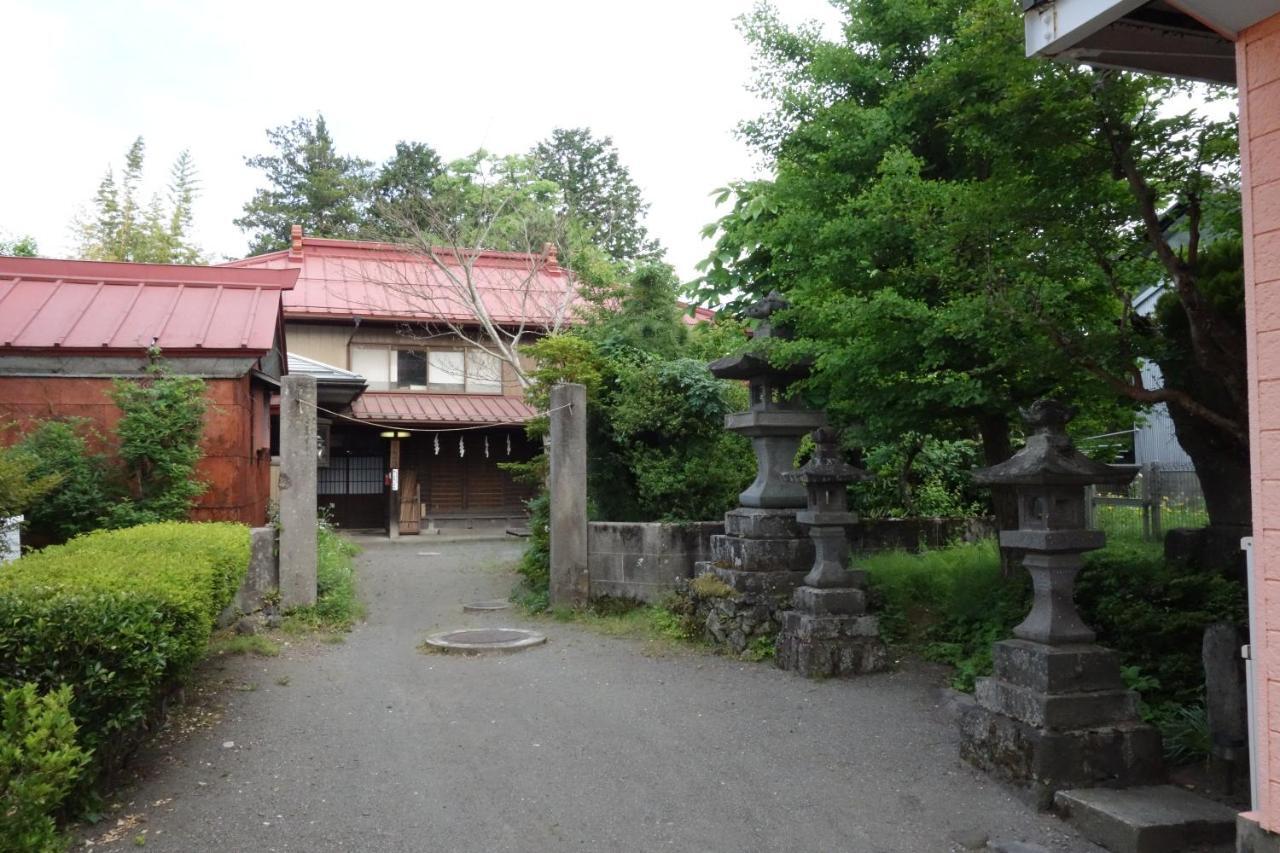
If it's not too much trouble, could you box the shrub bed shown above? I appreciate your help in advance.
[0,522,249,780]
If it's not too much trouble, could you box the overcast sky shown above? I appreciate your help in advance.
[0,0,841,281]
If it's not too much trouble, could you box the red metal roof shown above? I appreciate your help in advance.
[227,230,578,327]
[350,392,536,425]
[0,256,298,355]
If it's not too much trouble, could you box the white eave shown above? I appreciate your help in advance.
[1024,0,1280,84]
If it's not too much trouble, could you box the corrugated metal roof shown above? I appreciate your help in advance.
[350,392,536,425]
[0,256,298,355]
[227,233,577,327]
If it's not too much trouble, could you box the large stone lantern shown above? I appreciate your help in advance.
[774,428,887,677]
[693,291,824,653]
[959,399,1161,799]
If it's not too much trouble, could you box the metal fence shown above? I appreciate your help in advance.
[1084,463,1208,541]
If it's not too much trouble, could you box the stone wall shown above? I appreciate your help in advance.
[584,516,994,605]
[588,521,724,603]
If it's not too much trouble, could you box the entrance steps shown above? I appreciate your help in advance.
[1054,785,1238,853]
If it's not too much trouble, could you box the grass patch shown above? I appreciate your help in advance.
[282,524,362,633]
[539,598,697,646]
[208,634,281,657]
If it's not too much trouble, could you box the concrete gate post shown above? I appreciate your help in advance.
[549,383,588,608]
[279,374,318,609]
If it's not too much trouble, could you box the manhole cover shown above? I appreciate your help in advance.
[424,628,546,654]
[462,599,511,613]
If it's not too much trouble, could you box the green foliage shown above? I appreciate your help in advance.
[1076,541,1244,706]
[0,523,248,782]
[76,137,202,263]
[0,234,38,257]
[236,114,374,254]
[282,521,361,632]
[512,493,551,612]
[852,435,985,519]
[531,127,662,264]
[104,359,207,526]
[0,683,89,853]
[599,263,687,357]
[864,540,1025,691]
[693,0,1242,522]
[865,538,1245,705]
[0,443,61,521]
[608,357,752,521]
[12,420,112,543]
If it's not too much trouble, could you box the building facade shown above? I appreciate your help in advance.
[231,228,569,532]
[0,256,297,527]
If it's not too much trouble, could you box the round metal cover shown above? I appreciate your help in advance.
[424,628,546,654]
[462,599,511,613]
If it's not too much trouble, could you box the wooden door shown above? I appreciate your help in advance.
[398,469,421,534]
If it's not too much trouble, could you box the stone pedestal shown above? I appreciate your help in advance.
[960,639,1163,801]
[775,585,888,677]
[697,509,811,653]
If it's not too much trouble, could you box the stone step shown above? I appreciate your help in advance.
[1054,785,1238,853]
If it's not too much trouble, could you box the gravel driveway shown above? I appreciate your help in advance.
[79,535,1100,853]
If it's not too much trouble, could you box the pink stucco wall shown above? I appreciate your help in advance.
[1240,11,1280,833]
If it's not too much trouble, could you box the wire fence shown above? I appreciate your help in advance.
[1086,463,1209,541]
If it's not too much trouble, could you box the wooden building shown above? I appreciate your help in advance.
[231,228,566,532]
[0,256,298,525]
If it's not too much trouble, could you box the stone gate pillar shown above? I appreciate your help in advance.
[279,374,318,609]
[549,383,588,608]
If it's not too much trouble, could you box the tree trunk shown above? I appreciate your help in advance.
[978,413,1022,579]
[1166,401,1251,529]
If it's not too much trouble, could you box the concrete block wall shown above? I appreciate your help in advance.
[587,521,723,602]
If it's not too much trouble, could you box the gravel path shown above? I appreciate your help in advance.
[80,536,1101,853]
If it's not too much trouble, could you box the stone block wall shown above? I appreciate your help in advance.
[587,521,724,602]
[583,516,994,604]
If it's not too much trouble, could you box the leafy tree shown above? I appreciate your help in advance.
[695,0,1244,529]
[0,444,61,521]
[12,420,112,543]
[0,234,38,257]
[102,354,208,526]
[76,137,203,263]
[236,114,373,254]
[532,127,662,264]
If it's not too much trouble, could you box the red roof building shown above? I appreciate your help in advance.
[0,256,299,528]
[232,228,563,532]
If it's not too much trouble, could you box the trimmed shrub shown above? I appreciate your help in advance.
[0,683,89,853]
[0,523,248,773]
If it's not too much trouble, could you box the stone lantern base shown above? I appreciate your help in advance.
[695,508,813,654]
[775,585,888,677]
[959,639,1162,803]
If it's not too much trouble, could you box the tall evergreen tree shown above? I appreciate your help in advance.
[236,114,373,254]
[366,141,444,238]
[77,137,203,263]
[532,128,661,264]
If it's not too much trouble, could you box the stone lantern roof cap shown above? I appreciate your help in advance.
[971,399,1136,487]
[783,428,872,485]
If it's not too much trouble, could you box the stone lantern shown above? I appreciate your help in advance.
[774,428,887,677]
[959,399,1161,798]
[692,292,825,654]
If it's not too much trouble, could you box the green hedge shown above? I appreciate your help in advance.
[0,523,249,774]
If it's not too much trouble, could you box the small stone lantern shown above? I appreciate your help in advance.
[774,428,887,677]
[960,399,1161,796]
[787,427,868,588]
